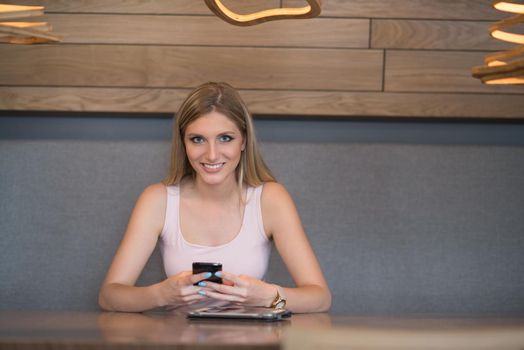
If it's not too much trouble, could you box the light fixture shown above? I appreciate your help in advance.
[493,0,524,13]
[490,13,524,44]
[204,0,322,26]
[0,4,61,44]
[472,1,524,84]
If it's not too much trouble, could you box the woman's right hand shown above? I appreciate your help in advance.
[158,271,211,307]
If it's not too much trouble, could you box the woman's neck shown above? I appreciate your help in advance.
[189,176,242,203]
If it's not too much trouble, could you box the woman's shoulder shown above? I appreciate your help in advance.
[260,181,294,207]
[130,183,168,235]
[144,182,167,194]
[261,181,287,196]
[138,182,168,204]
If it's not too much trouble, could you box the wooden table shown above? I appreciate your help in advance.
[1,311,523,349]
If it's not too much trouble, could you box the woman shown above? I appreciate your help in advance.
[98,82,331,313]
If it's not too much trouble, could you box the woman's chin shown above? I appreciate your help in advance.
[196,172,235,187]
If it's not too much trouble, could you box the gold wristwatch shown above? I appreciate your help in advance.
[270,286,286,309]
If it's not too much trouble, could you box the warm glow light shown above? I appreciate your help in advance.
[488,60,507,66]
[0,4,60,43]
[491,29,524,44]
[0,4,43,18]
[472,2,524,84]
[493,1,524,14]
[489,14,524,44]
[485,76,524,84]
[1,21,44,27]
[204,0,321,26]
[485,45,524,64]
[215,0,313,22]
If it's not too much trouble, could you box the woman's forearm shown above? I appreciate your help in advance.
[98,282,166,312]
[281,284,332,313]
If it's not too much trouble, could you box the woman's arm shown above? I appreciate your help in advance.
[261,182,332,313]
[98,183,206,312]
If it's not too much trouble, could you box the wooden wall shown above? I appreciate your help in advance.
[0,0,523,118]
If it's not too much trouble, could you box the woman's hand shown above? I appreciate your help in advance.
[198,271,277,307]
[158,271,213,307]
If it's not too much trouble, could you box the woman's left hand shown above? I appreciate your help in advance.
[199,271,277,307]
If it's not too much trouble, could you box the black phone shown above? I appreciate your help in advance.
[192,262,222,285]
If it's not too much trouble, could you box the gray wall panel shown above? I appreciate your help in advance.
[264,143,524,314]
[1,117,524,314]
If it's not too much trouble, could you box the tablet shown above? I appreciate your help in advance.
[187,304,291,321]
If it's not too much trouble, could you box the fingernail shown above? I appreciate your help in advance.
[198,281,206,287]
[198,290,206,296]
[214,271,222,277]
[204,272,212,278]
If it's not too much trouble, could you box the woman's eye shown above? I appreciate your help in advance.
[219,135,233,142]
[190,136,205,144]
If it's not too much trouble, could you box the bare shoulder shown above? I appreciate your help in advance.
[141,182,167,199]
[127,183,168,236]
[261,181,292,202]
[135,183,167,212]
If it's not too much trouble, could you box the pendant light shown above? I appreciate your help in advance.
[204,0,322,26]
[472,1,524,84]
[0,4,61,44]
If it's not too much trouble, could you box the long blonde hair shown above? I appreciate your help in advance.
[163,82,275,187]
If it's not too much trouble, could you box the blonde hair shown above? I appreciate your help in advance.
[163,82,275,187]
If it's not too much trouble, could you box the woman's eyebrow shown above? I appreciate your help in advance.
[185,129,240,138]
[187,130,238,136]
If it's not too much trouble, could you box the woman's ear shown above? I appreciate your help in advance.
[241,138,246,151]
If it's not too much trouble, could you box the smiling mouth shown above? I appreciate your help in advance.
[202,163,225,169]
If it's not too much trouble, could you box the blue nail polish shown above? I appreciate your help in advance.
[198,281,206,287]
[214,271,222,277]
[204,272,212,278]
[198,290,206,296]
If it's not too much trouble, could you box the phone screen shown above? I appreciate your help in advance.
[192,262,222,284]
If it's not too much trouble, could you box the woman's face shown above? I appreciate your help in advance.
[184,111,245,187]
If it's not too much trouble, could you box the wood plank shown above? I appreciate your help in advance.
[40,14,369,48]
[385,50,524,93]
[284,0,504,20]
[285,325,524,350]
[2,0,505,20]
[244,90,524,118]
[1,87,523,119]
[0,45,383,91]
[0,0,279,15]
[372,20,513,51]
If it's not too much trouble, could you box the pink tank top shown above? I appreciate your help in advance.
[159,185,271,280]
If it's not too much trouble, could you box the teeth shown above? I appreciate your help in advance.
[203,163,224,169]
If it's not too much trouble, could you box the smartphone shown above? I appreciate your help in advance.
[192,262,222,285]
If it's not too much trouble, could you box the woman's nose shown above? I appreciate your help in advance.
[206,143,218,161]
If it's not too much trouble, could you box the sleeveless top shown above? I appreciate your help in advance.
[159,185,272,280]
